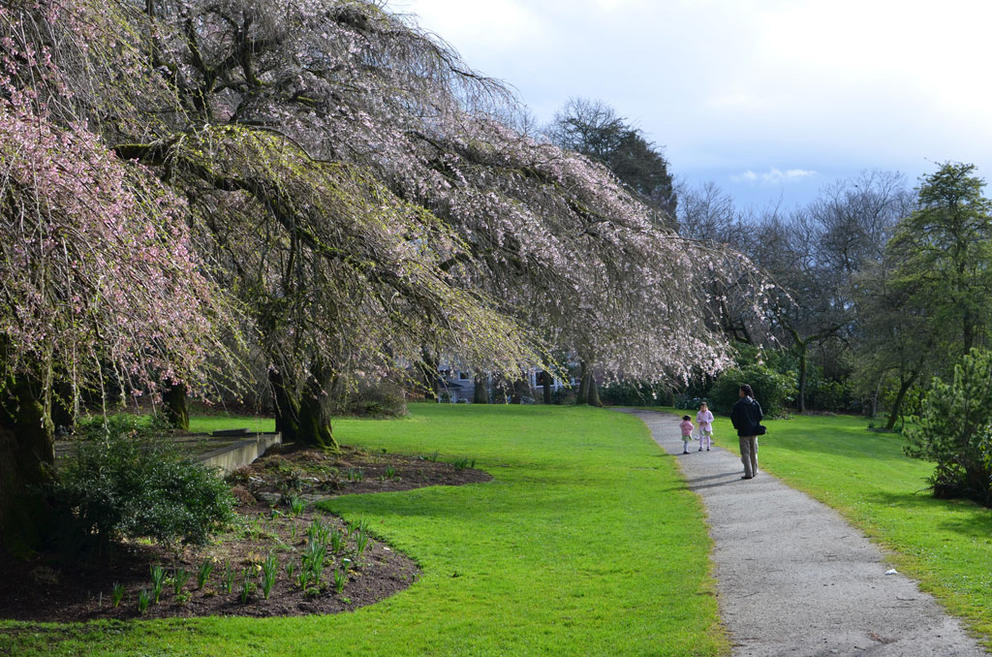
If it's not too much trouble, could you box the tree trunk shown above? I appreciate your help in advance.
[884,373,917,431]
[586,371,602,407]
[510,377,530,404]
[871,375,883,418]
[0,375,55,554]
[797,342,808,413]
[473,372,489,404]
[163,382,189,432]
[269,368,337,450]
[51,379,75,435]
[577,362,602,407]
[541,371,552,405]
[420,348,440,402]
[577,361,590,405]
[269,369,295,437]
[963,306,974,355]
[294,389,336,449]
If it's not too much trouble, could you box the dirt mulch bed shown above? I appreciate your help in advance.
[232,443,491,499]
[0,445,491,622]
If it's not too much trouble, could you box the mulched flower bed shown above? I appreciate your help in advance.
[0,444,491,622]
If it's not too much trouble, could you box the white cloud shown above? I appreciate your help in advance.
[385,0,992,206]
[731,168,817,185]
[389,0,545,51]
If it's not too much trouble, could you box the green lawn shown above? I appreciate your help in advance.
[74,410,275,436]
[4,405,726,657]
[705,411,992,648]
[187,413,275,435]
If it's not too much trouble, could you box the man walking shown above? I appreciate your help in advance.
[730,384,763,480]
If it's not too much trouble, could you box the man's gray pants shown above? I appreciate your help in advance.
[739,435,758,478]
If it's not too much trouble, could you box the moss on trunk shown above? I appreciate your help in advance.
[576,361,602,407]
[269,368,338,451]
[163,382,189,432]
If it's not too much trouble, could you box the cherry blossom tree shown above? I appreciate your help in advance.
[412,117,760,401]
[3,0,767,460]
[0,16,239,542]
[3,0,545,449]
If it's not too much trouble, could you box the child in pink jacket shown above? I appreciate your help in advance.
[679,415,694,454]
[696,402,714,451]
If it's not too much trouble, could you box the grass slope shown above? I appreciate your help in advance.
[4,405,725,657]
[707,412,992,648]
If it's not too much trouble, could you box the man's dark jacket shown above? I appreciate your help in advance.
[730,396,764,437]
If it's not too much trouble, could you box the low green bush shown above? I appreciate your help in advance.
[330,381,408,417]
[599,381,672,406]
[72,412,168,440]
[904,348,992,506]
[708,362,795,417]
[674,395,706,410]
[808,378,852,413]
[47,431,234,551]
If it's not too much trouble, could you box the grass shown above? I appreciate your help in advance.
[73,411,274,436]
[187,413,274,434]
[703,411,992,649]
[3,404,726,657]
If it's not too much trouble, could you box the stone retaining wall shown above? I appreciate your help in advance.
[196,432,281,474]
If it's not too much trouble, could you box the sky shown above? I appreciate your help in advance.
[385,0,992,212]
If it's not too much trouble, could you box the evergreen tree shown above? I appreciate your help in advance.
[548,98,676,220]
[887,162,992,358]
[905,349,992,506]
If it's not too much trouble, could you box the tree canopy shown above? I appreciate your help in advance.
[887,163,992,357]
[548,98,677,220]
[0,0,767,547]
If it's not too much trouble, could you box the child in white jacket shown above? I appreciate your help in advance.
[696,402,714,451]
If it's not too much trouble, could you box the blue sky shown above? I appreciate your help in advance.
[386,0,992,211]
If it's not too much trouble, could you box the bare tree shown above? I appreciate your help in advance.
[743,172,910,412]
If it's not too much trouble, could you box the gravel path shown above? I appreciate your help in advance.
[622,409,988,657]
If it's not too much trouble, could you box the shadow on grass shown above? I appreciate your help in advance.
[765,432,914,464]
[865,490,992,539]
[935,513,992,540]
[407,403,561,420]
[0,619,137,646]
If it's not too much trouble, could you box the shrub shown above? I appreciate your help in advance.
[330,380,407,417]
[550,387,576,405]
[674,396,705,410]
[904,349,992,506]
[47,430,235,551]
[708,363,795,417]
[72,412,160,441]
[805,367,860,413]
[599,381,672,406]
[808,379,846,412]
